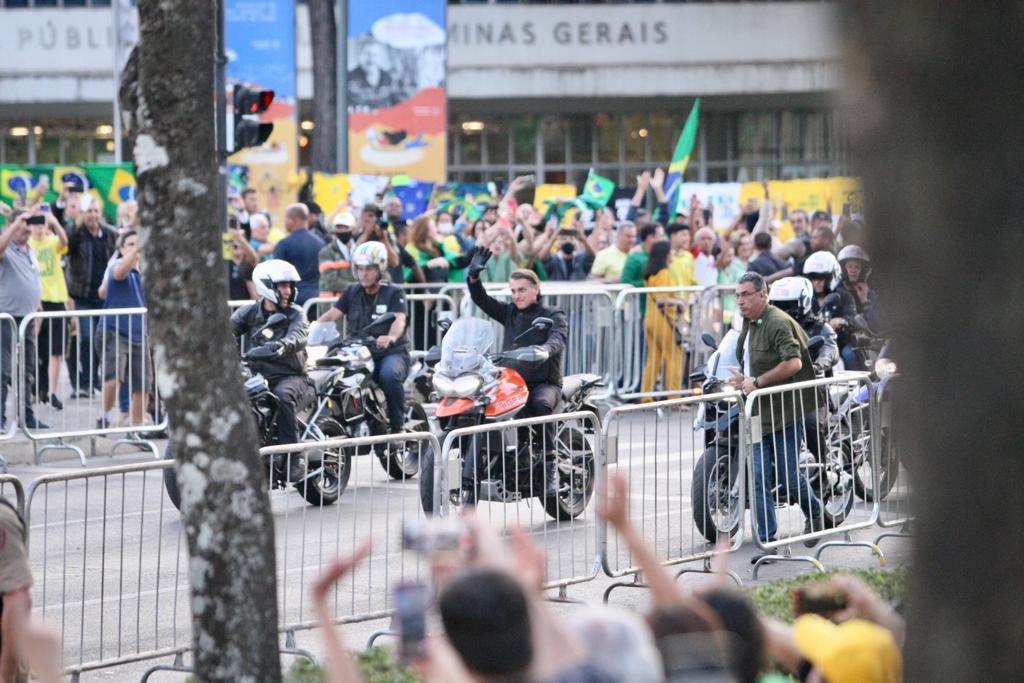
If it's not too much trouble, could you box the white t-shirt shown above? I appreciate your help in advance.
[694,252,718,288]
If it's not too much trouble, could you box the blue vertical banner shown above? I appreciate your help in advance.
[347,0,447,182]
[226,0,298,231]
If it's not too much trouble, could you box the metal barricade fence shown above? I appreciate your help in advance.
[260,431,441,633]
[871,375,911,544]
[18,308,166,464]
[600,392,746,597]
[1,313,17,445]
[24,461,190,679]
[742,373,885,577]
[0,473,25,516]
[613,286,703,402]
[434,411,603,595]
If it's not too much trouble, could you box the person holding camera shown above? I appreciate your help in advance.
[536,217,595,282]
[466,248,568,499]
[0,210,48,430]
[28,210,71,410]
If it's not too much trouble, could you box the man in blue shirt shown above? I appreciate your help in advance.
[273,204,325,306]
[98,230,149,433]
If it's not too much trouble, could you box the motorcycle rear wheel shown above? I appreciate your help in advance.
[691,444,742,543]
[295,419,351,506]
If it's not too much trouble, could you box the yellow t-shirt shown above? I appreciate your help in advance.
[590,246,629,281]
[669,250,697,288]
[28,234,69,303]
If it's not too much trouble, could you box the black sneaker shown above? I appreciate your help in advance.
[750,551,777,565]
[25,415,50,430]
[50,394,64,411]
[803,513,832,548]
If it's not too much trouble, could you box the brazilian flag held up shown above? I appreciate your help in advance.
[579,169,616,208]
[665,98,702,216]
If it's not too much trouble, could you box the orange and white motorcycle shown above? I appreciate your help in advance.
[418,317,601,520]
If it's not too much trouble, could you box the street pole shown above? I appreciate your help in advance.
[215,0,228,232]
[335,0,348,172]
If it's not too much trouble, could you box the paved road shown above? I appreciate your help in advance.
[3,405,911,682]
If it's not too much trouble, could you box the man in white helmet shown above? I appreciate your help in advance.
[316,241,410,435]
[232,259,312,480]
[802,251,857,353]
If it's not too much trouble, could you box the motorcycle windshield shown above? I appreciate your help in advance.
[710,329,741,381]
[440,318,495,376]
[308,321,341,347]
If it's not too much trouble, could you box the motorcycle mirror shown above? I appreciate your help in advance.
[425,345,442,365]
[822,293,841,308]
[531,317,554,332]
[362,312,396,335]
[853,313,873,334]
[264,312,287,328]
[807,335,825,352]
[701,333,718,350]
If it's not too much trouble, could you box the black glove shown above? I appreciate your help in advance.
[466,245,492,281]
[265,341,285,357]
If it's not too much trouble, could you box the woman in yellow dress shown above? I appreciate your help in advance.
[642,241,687,397]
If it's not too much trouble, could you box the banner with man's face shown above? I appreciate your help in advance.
[347,1,447,182]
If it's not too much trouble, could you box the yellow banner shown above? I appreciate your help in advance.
[738,177,862,241]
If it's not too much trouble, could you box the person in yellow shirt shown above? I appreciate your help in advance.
[28,212,71,410]
[667,223,697,287]
[642,242,688,398]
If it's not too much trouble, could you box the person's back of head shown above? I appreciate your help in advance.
[440,569,533,680]
[639,223,659,246]
[753,232,773,252]
[646,603,732,683]
[699,588,765,683]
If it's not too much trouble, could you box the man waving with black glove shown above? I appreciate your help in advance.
[465,245,568,499]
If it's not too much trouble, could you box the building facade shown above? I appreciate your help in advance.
[0,0,849,184]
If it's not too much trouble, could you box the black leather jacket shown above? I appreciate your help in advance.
[66,222,118,300]
[468,276,567,387]
[801,315,840,376]
[231,302,308,382]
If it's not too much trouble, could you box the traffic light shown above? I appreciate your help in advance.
[232,85,274,151]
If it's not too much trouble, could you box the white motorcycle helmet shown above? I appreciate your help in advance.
[253,259,301,307]
[769,276,814,322]
[837,244,872,281]
[802,250,841,292]
[353,241,388,273]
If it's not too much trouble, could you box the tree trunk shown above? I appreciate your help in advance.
[126,1,282,680]
[309,0,338,172]
[839,2,1024,679]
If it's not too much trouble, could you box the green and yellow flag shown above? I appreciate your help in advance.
[666,98,701,216]
[580,169,616,208]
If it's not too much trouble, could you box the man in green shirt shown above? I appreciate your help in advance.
[620,223,665,316]
[728,272,824,549]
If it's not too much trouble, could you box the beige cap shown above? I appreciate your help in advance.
[0,501,32,593]
[332,212,356,228]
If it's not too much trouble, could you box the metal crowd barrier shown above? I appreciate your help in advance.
[690,285,738,370]
[613,286,703,402]
[260,431,440,634]
[24,460,190,680]
[434,411,603,597]
[600,392,746,599]
[302,294,457,355]
[743,373,885,577]
[871,375,911,546]
[0,472,25,516]
[1,313,18,448]
[17,308,166,465]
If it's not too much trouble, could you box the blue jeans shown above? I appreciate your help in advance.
[841,344,860,371]
[373,352,410,433]
[72,297,103,391]
[751,421,822,542]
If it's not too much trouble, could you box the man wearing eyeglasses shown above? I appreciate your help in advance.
[728,272,826,557]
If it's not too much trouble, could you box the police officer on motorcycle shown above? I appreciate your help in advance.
[231,259,313,481]
[316,241,410,436]
[465,245,568,499]
[768,277,839,376]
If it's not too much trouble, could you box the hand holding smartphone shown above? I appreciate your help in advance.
[395,582,429,662]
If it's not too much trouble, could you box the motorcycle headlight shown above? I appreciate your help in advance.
[874,357,897,380]
[433,373,482,398]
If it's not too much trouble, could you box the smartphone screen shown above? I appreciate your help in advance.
[395,583,428,662]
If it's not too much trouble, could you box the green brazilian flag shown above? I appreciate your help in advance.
[579,169,616,208]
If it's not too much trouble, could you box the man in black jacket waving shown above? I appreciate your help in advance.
[466,246,568,498]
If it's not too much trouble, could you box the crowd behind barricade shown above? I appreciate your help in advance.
[0,164,879,434]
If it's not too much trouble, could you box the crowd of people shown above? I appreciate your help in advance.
[307,473,903,683]
[0,183,153,436]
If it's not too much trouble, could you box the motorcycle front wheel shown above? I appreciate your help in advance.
[542,426,596,521]
[375,401,429,480]
[163,445,181,511]
[691,443,742,543]
[295,418,351,506]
